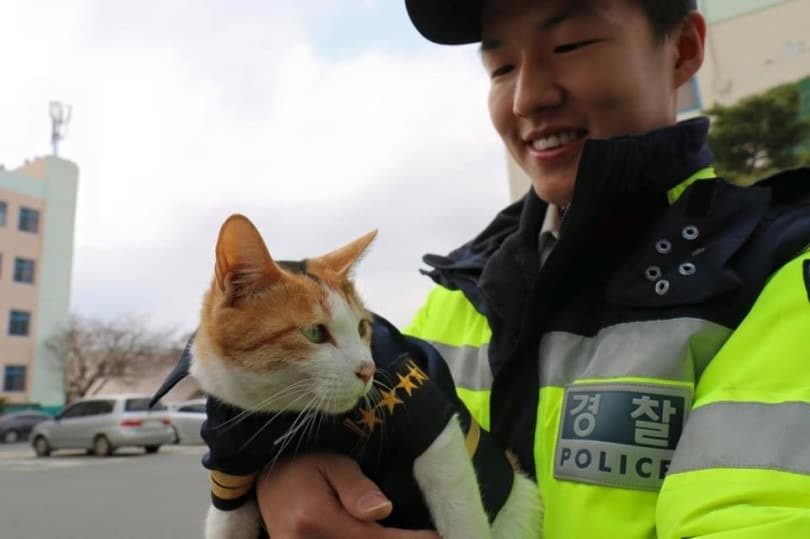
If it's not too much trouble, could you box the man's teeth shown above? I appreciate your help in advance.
[532,131,583,151]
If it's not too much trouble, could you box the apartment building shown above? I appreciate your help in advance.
[507,0,810,199]
[0,156,78,409]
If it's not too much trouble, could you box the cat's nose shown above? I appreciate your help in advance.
[355,363,375,384]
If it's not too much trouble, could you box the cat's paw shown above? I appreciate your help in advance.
[204,499,260,539]
[491,473,544,539]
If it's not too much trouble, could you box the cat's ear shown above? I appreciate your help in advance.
[312,230,377,279]
[215,214,283,305]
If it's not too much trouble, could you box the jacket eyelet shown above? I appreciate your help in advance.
[645,266,662,281]
[682,225,700,240]
[678,262,696,276]
[655,240,672,254]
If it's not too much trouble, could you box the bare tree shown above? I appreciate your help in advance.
[47,314,182,403]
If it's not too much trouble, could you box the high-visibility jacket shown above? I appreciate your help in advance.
[405,118,810,538]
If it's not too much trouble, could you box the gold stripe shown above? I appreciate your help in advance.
[210,470,256,488]
[465,419,481,457]
[210,471,256,500]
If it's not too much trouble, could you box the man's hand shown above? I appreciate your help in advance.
[257,452,440,539]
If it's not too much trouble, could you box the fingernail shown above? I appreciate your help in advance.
[357,492,392,513]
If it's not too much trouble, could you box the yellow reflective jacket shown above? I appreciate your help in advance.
[405,119,810,538]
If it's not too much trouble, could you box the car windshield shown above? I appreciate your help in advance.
[126,398,166,412]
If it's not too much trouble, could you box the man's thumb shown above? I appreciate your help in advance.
[319,454,393,521]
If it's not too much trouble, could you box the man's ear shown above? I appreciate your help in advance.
[672,11,707,89]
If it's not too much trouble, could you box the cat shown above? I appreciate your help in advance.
[169,214,543,539]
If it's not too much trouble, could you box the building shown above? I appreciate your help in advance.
[0,156,79,410]
[508,0,810,200]
[689,0,810,112]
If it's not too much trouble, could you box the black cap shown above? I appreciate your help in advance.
[405,0,483,45]
[405,0,699,46]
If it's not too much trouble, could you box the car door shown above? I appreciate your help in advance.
[51,402,90,448]
[174,403,206,444]
[73,400,115,448]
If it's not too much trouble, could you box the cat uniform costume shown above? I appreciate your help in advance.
[152,315,516,532]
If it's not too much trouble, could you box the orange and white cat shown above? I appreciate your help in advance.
[188,214,543,539]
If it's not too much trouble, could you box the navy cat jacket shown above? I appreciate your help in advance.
[151,315,515,530]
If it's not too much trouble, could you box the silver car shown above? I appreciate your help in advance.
[30,394,174,457]
[168,398,206,445]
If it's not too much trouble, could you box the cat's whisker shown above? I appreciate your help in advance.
[236,391,317,452]
[268,395,324,467]
[214,380,316,432]
[372,377,394,393]
[304,394,327,442]
[271,393,321,450]
[375,368,396,390]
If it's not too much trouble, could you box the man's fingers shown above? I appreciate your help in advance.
[256,453,441,539]
[317,453,393,521]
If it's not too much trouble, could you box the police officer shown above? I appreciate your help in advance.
[257,1,810,537]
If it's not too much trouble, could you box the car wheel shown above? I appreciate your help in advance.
[93,435,113,457]
[3,430,19,444]
[33,436,51,457]
[144,445,161,454]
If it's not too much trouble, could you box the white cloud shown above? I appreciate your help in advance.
[0,1,511,333]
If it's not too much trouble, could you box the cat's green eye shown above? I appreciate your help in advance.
[358,319,371,338]
[301,324,329,344]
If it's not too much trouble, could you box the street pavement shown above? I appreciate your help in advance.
[0,442,211,538]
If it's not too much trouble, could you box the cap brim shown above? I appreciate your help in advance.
[405,0,700,46]
[405,0,483,45]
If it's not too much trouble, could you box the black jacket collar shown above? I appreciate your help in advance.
[421,117,714,317]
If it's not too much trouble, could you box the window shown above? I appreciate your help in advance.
[677,77,702,115]
[86,400,115,415]
[179,403,206,414]
[3,366,27,392]
[60,402,90,419]
[126,398,166,411]
[0,201,6,226]
[13,258,35,284]
[18,207,39,233]
[8,310,31,336]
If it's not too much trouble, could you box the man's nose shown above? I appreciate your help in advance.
[513,63,564,118]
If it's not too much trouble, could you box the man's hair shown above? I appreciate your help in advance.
[637,0,695,42]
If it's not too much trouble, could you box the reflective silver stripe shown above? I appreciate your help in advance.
[538,319,731,387]
[430,341,493,391]
[669,401,810,475]
[430,319,731,392]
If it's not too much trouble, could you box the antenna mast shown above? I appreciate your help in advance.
[49,101,72,156]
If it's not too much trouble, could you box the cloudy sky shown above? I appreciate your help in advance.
[0,0,515,334]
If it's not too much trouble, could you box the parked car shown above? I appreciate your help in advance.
[168,399,206,445]
[30,394,174,457]
[0,411,52,443]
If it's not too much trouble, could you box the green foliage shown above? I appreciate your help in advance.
[706,83,810,180]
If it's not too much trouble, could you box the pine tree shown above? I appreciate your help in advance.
[706,83,810,182]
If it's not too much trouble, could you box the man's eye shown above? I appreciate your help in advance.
[491,65,514,78]
[554,39,601,54]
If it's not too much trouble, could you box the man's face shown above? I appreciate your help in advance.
[482,0,687,206]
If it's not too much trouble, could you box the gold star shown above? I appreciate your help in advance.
[396,373,418,396]
[406,362,428,384]
[378,388,404,415]
[356,407,383,432]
